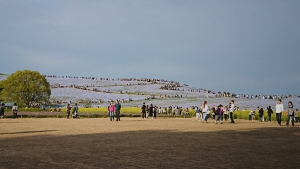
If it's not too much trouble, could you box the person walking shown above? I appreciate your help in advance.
[275,99,284,126]
[153,106,157,119]
[115,100,121,121]
[224,106,229,121]
[201,101,209,123]
[295,109,299,123]
[66,104,72,119]
[267,106,273,122]
[149,104,154,118]
[248,110,252,121]
[0,103,5,119]
[12,103,18,119]
[258,108,264,122]
[286,101,295,127]
[215,104,224,124]
[251,110,256,121]
[229,100,235,123]
[141,102,146,119]
[73,103,79,119]
[108,101,116,121]
[195,107,200,121]
[146,105,149,119]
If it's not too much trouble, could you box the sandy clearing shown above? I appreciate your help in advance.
[0,118,299,169]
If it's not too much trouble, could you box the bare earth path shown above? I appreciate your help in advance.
[0,118,299,169]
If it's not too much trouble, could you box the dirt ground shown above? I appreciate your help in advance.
[0,117,299,169]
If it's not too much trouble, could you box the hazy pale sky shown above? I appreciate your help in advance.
[1,0,299,95]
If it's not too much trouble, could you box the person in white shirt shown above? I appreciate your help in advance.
[275,99,284,126]
[201,101,209,123]
[229,100,235,123]
[12,103,18,119]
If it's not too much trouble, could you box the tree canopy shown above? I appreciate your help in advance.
[0,70,51,107]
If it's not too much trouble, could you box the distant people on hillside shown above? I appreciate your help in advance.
[275,99,284,126]
[0,103,5,119]
[115,100,121,121]
[12,103,18,119]
[286,101,295,127]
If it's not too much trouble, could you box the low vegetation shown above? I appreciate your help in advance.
[0,70,51,107]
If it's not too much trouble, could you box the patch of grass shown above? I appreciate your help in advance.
[18,108,47,112]
[187,97,198,102]
[234,110,288,121]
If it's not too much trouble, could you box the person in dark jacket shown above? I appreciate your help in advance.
[215,105,224,124]
[149,104,154,117]
[267,106,273,122]
[286,101,295,127]
[295,109,299,123]
[72,103,79,119]
[0,103,5,119]
[258,108,264,122]
[115,100,121,121]
[141,102,146,119]
[66,104,72,119]
[153,106,157,119]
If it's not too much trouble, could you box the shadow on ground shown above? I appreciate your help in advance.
[0,127,299,169]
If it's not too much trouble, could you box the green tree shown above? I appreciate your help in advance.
[0,70,51,107]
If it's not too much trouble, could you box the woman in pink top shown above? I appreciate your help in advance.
[108,101,116,121]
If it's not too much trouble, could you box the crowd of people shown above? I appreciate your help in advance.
[45,75,300,108]
[0,98,298,128]
[138,99,298,127]
[215,92,299,100]
[192,100,236,124]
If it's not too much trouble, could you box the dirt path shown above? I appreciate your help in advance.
[0,118,299,169]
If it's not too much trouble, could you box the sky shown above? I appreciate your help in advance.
[1,0,300,95]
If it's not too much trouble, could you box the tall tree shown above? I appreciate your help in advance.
[0,70,51,107]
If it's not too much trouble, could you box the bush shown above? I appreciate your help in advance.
[233,110,289,121]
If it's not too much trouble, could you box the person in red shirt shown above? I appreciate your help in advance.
[108,101,116,121]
